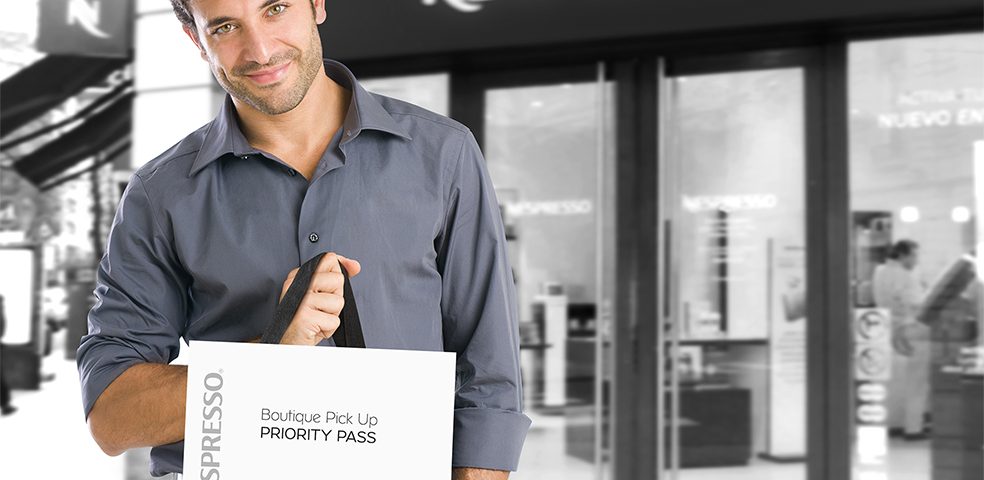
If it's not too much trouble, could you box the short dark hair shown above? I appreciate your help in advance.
[889,239,919,259]
[170,0,196,32]
[169,0,317,35]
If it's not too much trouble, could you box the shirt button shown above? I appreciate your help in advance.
[308,232,320,243]
[287,168,296,176]
[345,129,353,137]
[241,155,249,160]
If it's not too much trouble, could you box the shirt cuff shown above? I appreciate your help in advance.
[77,340,145,419]
[452,407,532,471]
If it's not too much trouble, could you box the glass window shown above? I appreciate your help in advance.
[484,79,616,479]
[848,32,984,480]
[663,67,808,480]
[359,73,450,117]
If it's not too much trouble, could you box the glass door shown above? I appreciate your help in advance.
[659,52,811,480]
[846,32,984,480]
[453,63,616,480]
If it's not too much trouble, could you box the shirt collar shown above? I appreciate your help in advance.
[189,58,411,177]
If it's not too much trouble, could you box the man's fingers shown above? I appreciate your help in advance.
[284,312,340,345]
[315,252,342,274]
[309,271,344,294]
[312,314,341,340]
[892,333,914,356]
[313,252,361,277]
[278,255,352,346]
[304,291,344,316]
[337,255,361,277]
[280,267,300,301]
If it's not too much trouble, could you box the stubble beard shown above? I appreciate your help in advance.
[215,27,323,115]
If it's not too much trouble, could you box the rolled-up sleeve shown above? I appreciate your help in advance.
[77,173,187,419]
[438,129,531,471]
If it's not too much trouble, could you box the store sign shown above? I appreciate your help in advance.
[853,308,891,478]
[504,199,593,217]
[876,88,984,130]
[422,0,494,13]
[854,309,891,381]
[321,0,980,61]
[856,425,888,467]
[37,0,132,58]
[682,193,778,213]
[975,141,984,281]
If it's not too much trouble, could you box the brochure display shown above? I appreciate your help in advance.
[763,240,806,460]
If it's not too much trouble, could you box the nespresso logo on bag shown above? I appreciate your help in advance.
[200,371,224,480]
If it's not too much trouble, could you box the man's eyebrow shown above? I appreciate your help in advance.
[204,15,235,30]
[203,0,282,30]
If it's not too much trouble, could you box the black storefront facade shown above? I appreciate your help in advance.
[319,1,984,480]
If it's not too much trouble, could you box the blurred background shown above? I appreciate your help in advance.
[1,1,983,479]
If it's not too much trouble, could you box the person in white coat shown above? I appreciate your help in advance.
[872,239,929,439]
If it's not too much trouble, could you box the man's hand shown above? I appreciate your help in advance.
[892,324,915,356]
[278,253,361,346]
[452,468,509,480]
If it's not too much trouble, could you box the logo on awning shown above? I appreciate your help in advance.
[67,0,111,39]
[37,0,131,58]
[422,0,494,13]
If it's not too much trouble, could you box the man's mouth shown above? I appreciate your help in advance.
[245,62,291,85]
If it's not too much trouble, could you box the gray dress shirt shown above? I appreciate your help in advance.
[77,58,530,475]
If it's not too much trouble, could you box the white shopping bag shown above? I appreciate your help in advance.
[182,253,455,479]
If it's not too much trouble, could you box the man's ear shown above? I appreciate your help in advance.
[182,25,208,61]
[312,0,327,24]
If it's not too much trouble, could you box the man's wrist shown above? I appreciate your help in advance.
[452,467,510,480]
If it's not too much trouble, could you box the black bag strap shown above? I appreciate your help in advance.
[260,252,365,348]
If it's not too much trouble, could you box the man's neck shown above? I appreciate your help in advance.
[232,64,350,157]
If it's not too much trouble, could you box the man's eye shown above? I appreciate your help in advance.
[214,24,235,35]
[267,4,287,16]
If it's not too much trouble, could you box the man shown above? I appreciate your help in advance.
[0,294,15,416]
[77,0,530,478]
[872,239,929,439]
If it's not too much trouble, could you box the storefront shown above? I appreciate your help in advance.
[315,2,984,479]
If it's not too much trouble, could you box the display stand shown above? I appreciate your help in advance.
[0,244,44,390]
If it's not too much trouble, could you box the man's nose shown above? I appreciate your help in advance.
[240,26,275,66]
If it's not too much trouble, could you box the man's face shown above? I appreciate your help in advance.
[184,0,327,115]
[902,248,920,270]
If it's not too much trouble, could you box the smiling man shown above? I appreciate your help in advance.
[76,1,530,478]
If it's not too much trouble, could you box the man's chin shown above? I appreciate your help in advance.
[244,95,305,116]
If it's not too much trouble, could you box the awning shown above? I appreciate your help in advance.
[0,54,129,135]
[12,92,132,186]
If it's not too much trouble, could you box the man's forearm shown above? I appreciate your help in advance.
[452,468,509,480]
[87,363,188,456]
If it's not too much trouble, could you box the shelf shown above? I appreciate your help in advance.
[668,338,769,347]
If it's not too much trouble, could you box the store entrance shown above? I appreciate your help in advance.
[657,51,815,480]
[452,63,617,480]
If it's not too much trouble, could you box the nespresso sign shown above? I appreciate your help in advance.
[37,0,132,58]
[322,0,978,61]
[422,0,498,13]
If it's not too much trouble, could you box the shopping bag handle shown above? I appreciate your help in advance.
[260,252,366,348]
